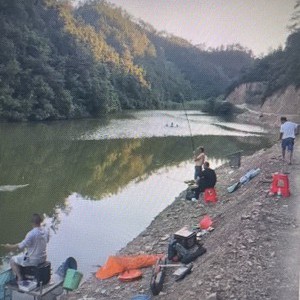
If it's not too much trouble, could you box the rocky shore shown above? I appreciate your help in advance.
[63,133,300,300]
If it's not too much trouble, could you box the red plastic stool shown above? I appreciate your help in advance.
[270,173,290,197]
[204,188,217,203]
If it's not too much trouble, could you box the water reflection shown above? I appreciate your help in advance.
[46,159,218,276]
[81,111,267,140]
[0,111,273,273]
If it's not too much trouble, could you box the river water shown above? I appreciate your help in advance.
[0,110,272,276]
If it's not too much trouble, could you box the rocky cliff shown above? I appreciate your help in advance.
[227,83,300,116]
[226,82,266,107]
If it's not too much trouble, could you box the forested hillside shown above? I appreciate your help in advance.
[0,0,254,122]
[226,1,300,102]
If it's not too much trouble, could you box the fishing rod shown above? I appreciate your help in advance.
[181,98,195,153]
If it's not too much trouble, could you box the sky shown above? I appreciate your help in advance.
[108,0,296,56]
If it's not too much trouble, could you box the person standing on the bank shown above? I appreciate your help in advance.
[279,116,299,165]
[1,213,49,282]
[194,146,206,180]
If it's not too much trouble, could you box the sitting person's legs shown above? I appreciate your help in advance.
[10,253,40,282]
[10,254,26,281]
[195,180,206,200]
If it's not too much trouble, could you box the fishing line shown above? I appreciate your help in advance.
[181,99,195,152]
[165,176,185,183]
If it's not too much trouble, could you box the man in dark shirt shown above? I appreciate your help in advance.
[195,162,217,200]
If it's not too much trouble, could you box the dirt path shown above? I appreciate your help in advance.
[276,141,300,300]
[63,137,300,300]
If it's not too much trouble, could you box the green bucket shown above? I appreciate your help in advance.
[63,268,83,291]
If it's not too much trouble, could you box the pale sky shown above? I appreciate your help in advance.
[108,0,296,56]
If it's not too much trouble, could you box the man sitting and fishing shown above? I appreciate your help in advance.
[193,146,206,180]
[1,213,49,282]
[194,162,217,200]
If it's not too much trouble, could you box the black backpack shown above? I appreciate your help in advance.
[185,190,196,200]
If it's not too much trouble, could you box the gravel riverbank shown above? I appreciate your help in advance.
[63,136,300,300]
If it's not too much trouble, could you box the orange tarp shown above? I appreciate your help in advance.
[96,255,160,279]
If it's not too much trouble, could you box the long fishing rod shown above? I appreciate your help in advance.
[181,98,195,153]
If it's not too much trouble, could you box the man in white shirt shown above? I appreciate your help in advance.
[1,213,49,282]
[279,116,299,165]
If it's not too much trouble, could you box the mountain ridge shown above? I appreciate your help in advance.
[0,0,254,121]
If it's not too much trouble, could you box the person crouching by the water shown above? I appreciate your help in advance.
[195,162,217,200]
[1,213,49,282]
[194,146,205,180]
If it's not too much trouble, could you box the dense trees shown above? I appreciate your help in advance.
[0,0,254,121]
[226,30,300,101]
[289,0,300,32]
[226,1,300,101]
[148,32,254,99]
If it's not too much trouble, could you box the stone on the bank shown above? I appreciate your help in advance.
[145,245,153,251]
[188,290,196,296]
[160,234,169,241]
[207,292,218,300]
[234,276,243,282]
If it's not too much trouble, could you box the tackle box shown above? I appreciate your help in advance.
[174,227,196,249]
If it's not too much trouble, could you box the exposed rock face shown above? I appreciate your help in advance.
[226,82,266,107]
[227,83,300,116]
[261,85,300,115]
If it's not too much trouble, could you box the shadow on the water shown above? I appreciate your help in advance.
[212,123,267,135]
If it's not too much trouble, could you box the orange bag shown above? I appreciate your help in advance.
[96,255,160,279]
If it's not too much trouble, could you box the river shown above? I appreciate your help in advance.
[0,110,272,277]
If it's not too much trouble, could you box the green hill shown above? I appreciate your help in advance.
[226,1,300,102]
[0,0,254,121]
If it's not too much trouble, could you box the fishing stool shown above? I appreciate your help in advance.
[270,173,290,197]
[20,261,51,286]
[204,188,217,203]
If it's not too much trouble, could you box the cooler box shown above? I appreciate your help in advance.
[174,228,196,249]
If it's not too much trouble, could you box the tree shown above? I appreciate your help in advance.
[288,0,300,32]
[0,0,255,121]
